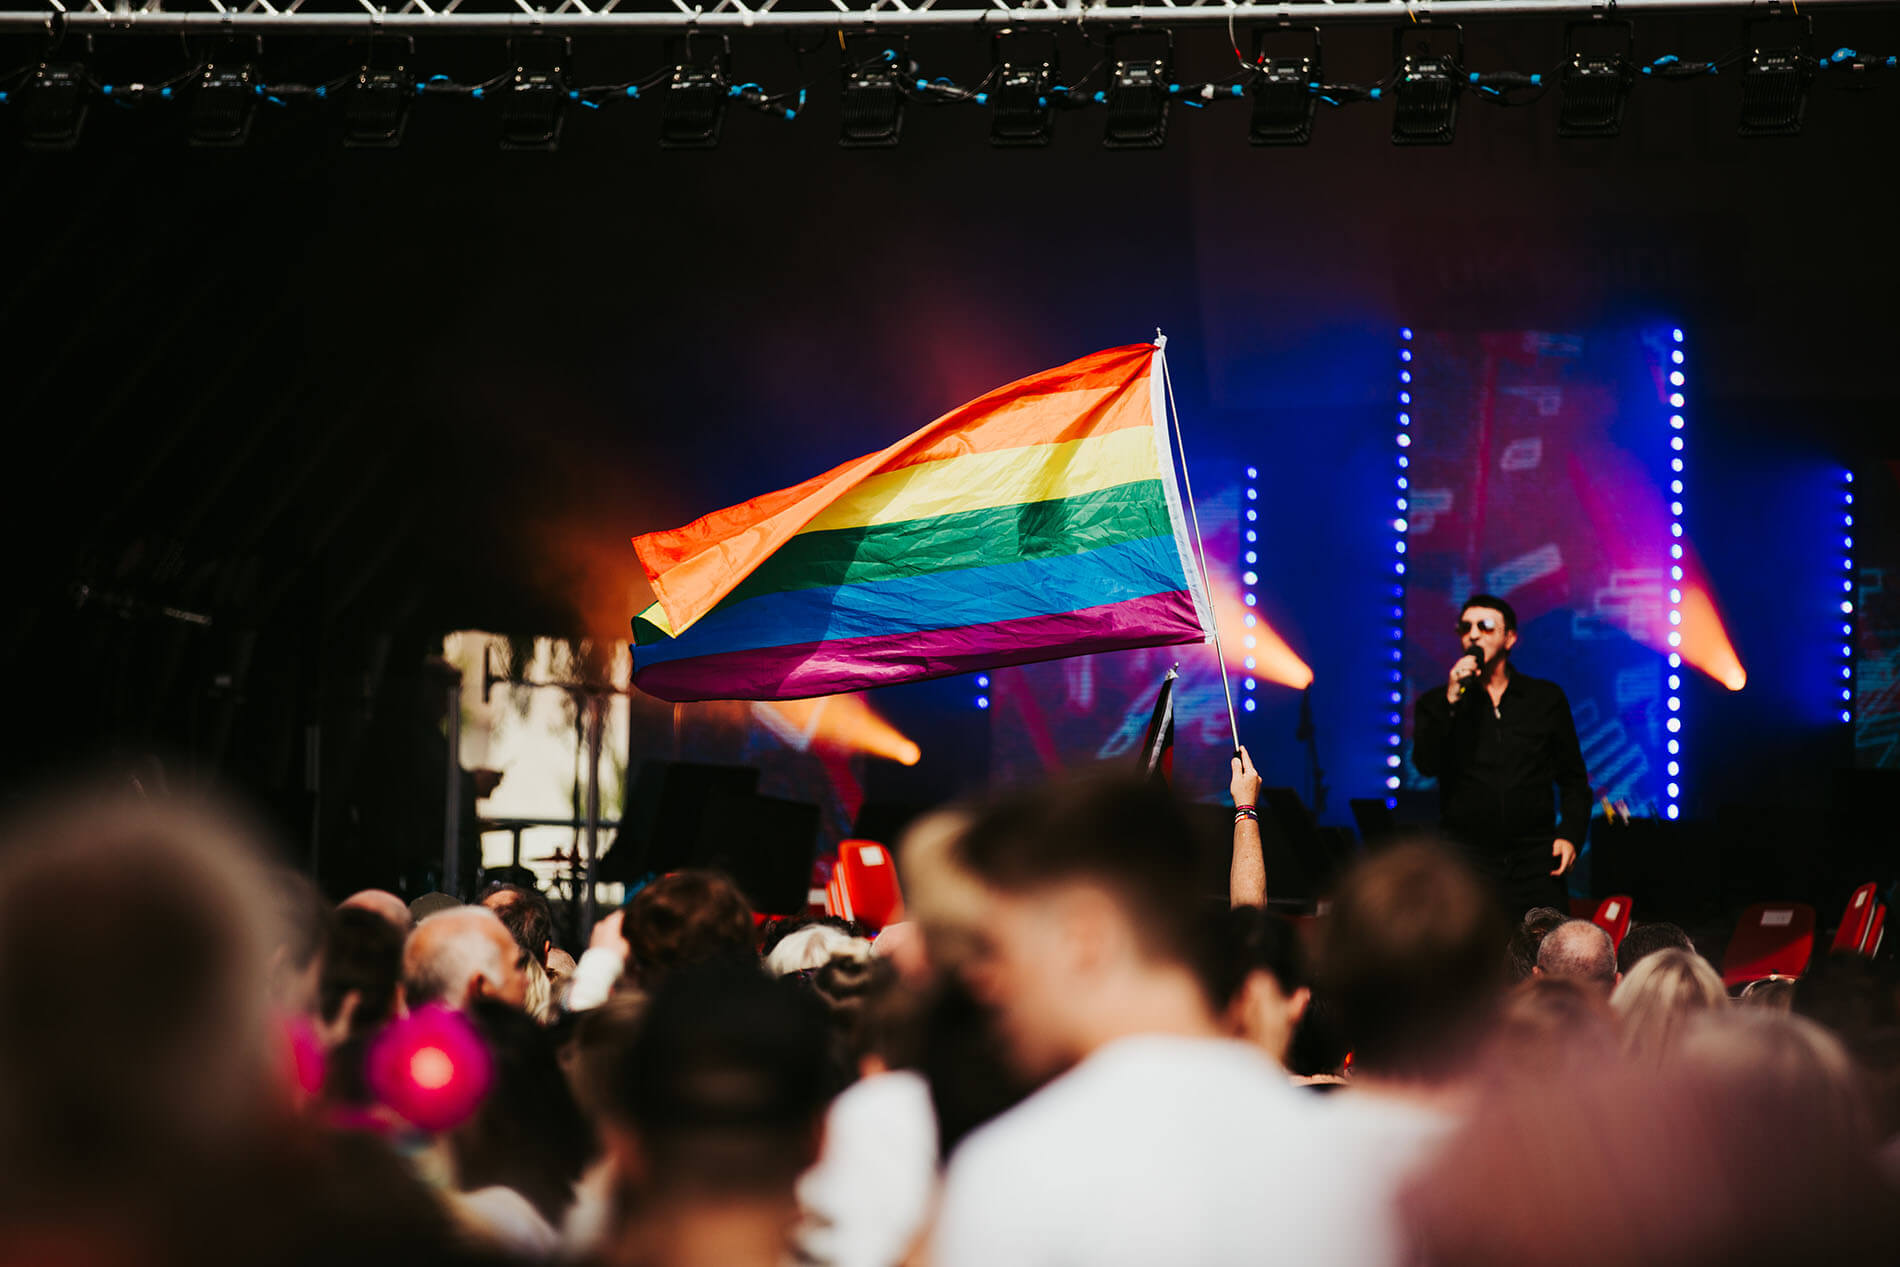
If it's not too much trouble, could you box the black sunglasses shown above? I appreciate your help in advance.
[1455,618,1499,635]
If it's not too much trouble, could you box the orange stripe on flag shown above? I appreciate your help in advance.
[632,343,1158,637]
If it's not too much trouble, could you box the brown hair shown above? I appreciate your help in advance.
[1312,838,1509,1080]
[954,773,1213,983]
[621,870,756,991]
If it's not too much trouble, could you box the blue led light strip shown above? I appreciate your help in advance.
[1663,327,1686,821]
[1387,327,1415,809]
[1242,465,1260,715]
[974,673,990,711]
[1841,469,1857,725]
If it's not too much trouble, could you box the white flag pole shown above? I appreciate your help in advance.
[1155,331,1240,753]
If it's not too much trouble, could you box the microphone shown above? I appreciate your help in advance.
[1457,645,1487,699]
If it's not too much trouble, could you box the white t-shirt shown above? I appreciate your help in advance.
[449,1185,562,1260]
[795,1070,940,1267]
[931,1034,1302,1267]
[1273,1091,1460,1267]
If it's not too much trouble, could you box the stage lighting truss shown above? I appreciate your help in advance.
[1738,13,1815,137]
[1248,25,1320,146]
[1557,17,1634,138]
[988,28,1059,147]
[839,35,909,148]
[1100,30,1171,149]
[189,41,261,148]
[660,33,729,148]
[499,35,569,150]
[1390,23,1462,146]
[343,37,415,147]
[21,61,89,151]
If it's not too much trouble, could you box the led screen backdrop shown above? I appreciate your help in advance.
[1398,328,1685,820]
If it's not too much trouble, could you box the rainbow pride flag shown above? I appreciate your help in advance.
[630,341,1215,702]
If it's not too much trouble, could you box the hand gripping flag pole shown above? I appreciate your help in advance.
[1155,331,1241,754]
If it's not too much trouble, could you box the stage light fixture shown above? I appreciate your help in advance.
[21,61,90,152]
[343,38,415,149]
[988,29,1059,148]
[839,36,907,148]
[500,36,569,151]
[1557,18,1634,138]
[1738,15,1814,137]
[189,51,259,149]
[1101,31,1171,150]
[1247,26,1320,147]
[660,35,730,149]
[1390,25,1462,146]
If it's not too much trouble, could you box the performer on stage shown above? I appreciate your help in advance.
[1412,594,1591,920]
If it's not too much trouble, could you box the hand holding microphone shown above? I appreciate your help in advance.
[1446,645,1487,704]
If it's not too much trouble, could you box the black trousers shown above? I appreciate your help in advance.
[1455,835,1570,923]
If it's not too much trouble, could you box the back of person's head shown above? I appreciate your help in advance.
[954,773,1211,979]
[1738,975,1796,1012]
[1207,906,1306,1005]
[403,906,523,1011]
[1611,946,1727,1065]
[1207,906,1311,1065]
[340,888,414,933]
[1678,1009,1876,1149]
[1485,976,1620,1077]
[1506,906,1570,982]
[1313,839,1509,1081]
[266,866,331,1013]
[1792,951,1900,1138]
[320,905,406,1042]
[610,954,833,1198]
[1535,919,1618,992]
[1616,920,1692,976]
[479,882,556,969]
[453,998,597,1226]
[0,789,280,1205]
[621,871,755,991]
[800,951,884,1084]
[764,923,871,976]
[1400,1009,1900,1267]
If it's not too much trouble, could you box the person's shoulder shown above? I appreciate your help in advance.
[1512,669,1567,698]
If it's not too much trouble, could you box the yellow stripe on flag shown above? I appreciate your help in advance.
[800,427,1162,536]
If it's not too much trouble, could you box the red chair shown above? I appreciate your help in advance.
[1831,883,1885,957]
[1591,895,1634,951]
[1722,902,1816,988]
[825,839,905,931]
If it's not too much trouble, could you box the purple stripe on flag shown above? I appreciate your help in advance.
[632,591,1206,702]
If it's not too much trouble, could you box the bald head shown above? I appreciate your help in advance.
[340,889,412,932]
[402,907,529,1011]
[1536,920,1618,992]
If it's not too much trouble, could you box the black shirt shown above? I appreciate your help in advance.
[1413,666,1591,849]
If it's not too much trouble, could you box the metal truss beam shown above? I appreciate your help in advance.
[1,0,1894,34]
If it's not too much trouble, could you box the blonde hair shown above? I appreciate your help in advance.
[1611,947,1727,1064]
[523,954,553,1024]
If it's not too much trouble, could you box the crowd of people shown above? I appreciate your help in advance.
[1,756,1896,1267]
